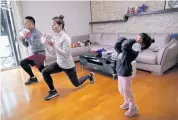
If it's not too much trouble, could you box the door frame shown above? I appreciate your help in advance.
[1,1,21,71]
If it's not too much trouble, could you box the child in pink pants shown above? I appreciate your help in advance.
[118,75,137,116]
[115,33,155,116]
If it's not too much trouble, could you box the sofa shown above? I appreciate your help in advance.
[45,33,178,75]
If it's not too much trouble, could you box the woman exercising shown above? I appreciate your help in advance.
[41,15,95,100]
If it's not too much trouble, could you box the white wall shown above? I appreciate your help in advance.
[21,1,91,37]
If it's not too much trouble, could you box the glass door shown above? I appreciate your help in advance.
[0,0,21,70]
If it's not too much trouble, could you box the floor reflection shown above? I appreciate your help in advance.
[1,90,17,117]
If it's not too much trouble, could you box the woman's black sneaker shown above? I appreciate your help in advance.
[89,72,95,84]
[44,90,59,100]
[25,77,38,85]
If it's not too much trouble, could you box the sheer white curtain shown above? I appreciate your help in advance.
[11,1,28,59]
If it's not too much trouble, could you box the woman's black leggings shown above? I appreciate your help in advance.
[20,58,44,78]
[41,62,90,90]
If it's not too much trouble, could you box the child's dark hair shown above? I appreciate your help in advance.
[52,15,65,29]
[25,16,35,25]
[139,33,155,50]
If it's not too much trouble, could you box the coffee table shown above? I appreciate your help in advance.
[79,52,117,79]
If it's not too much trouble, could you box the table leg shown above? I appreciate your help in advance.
[112,74,116,80]
[80,65,84,70]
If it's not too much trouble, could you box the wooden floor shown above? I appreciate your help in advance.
[1,63,178,120]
